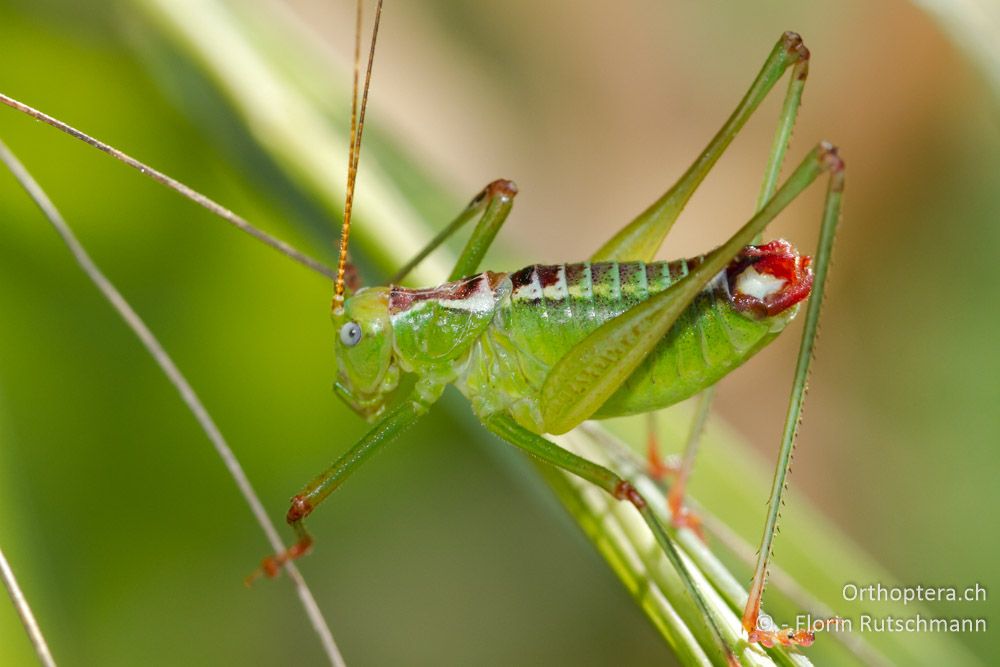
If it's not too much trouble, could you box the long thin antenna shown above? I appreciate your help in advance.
[333,0,384,310]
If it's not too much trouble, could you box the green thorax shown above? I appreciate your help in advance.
[387,272,508,381]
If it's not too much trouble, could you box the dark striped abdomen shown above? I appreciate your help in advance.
[465,260,786,428]
[495,260,701,369]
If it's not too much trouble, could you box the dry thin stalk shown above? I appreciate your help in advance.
[0,545,57,667]
[0,139,346,667]
[0,93,336,281]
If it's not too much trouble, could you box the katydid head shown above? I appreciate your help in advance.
[332,287,400,421]
[727,240,813,321]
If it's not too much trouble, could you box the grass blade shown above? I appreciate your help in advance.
[0,544,57,667]
[913,0,1000,105]
[0,139,345,667]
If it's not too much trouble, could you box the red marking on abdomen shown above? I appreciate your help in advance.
[727,240,813,318]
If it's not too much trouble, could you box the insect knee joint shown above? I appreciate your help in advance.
[612,480,646,509]
[781,31,810,63]
[286,495,314,524]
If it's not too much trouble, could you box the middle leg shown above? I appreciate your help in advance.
[484,413,739,666]
[389,179,518,284]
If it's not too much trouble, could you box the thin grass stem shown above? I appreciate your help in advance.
[0,93,336,280]
[0,545,57,667]
[0,139,346,667]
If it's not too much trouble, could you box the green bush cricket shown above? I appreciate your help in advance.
[0,2,845,663]
[244,2,844,659]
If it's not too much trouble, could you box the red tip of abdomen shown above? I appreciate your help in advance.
[726,240,813,318]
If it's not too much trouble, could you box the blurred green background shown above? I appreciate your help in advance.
[1,0,997,665]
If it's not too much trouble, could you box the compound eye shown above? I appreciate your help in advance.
[339,321,362,347]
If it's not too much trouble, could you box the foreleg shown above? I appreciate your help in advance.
[248,393,433,583]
